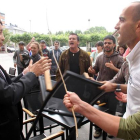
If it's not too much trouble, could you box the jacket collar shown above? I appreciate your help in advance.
[0,65,12,84]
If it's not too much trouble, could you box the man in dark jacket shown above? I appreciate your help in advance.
[56,33,92,81]
[49,41,62,75]
[88,35,124,138]
[0,20,52,140]
[40,40,50,57]
[13,41,29,74]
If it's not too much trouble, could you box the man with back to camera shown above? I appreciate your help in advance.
[13,41,29,75]
[0,20,52,140]
[56,33,92,81]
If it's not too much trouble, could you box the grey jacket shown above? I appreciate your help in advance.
[13,49,29,68]
[93,51,124,81]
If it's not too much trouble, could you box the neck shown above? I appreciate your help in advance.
[127,39,140,50]
[98,50,102,53]
[70,47,79,53]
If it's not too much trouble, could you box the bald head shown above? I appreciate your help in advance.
[130,2,140,22]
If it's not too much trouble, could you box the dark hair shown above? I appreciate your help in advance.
[0,20,2,25]
[18,41,25,46]
[40,40,46,44]
[54,41,59,45]
[69,33,79,41]
[117,45,127,52]
[95,41,104,47]
[104,35,116,44]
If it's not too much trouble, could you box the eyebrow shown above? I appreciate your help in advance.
[119,16,125,21]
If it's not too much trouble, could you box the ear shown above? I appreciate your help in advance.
[136,20,140,32]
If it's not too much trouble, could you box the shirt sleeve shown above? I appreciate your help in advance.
[13,51,17,63]
[90,52,95,58]
[93,56,99,73]
[117,112,140,140]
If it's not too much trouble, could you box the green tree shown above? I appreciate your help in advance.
[3,29,11,45]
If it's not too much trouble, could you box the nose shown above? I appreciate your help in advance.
[114,21,120,30]
[2,33,5,41]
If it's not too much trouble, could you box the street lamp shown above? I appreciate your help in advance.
[29,20,31,33]
[88,19,90,29]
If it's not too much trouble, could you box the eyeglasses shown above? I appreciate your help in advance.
[104,42,112,45]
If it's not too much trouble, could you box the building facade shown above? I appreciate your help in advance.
[5,23,26,34]
[0,12,5,28]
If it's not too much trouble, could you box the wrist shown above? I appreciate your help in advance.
[78,101,88,115]
[112,83,117,91]
[30,71,37,77]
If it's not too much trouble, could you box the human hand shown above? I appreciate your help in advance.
[105,61,115,70]
[99,81,116,92]
[88,66,95,74]
[115,92,127,103]
[23,57,51,76]
[63,91,83,113]
[88,77,95,81]
[14,63,17,68]
[31,37,35,42]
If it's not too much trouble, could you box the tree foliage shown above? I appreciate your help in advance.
[10,26,113,48]
[3,29,11,45]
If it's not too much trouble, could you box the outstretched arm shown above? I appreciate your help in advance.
[63,92,140,140]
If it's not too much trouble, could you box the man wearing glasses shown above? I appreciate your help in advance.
[88,35,123,138]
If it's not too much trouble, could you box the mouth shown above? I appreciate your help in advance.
[70,42,74,45]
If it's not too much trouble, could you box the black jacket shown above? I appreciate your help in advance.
[0,65,38,140]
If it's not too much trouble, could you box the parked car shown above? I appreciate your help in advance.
[60,46,69,52]
[7,46,15,53]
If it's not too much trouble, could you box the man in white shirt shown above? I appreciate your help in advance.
[99,1,140,119]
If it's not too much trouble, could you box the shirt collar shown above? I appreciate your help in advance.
[126,41,140,63]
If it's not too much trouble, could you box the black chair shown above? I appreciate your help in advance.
[23,85,59,137]
[38,71,106,140]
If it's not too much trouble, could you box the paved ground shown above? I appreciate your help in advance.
[0,52,120,140]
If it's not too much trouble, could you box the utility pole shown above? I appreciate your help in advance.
[29,20,31,33]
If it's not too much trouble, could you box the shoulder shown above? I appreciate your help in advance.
[90,51,95,56]
[61,49,69,56]
[80,49,89,56]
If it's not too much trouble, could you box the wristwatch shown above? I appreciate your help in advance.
[116,84,121,92]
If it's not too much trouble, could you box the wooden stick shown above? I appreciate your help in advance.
[45,70,53,91]
[98,103,106,107]
[112,30,118,36]
[52,50,78,138]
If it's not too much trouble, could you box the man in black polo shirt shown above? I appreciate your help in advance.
[56,33,92,81]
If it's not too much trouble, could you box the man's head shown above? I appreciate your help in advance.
[103,35,116,53]
[40,40,46,49]
[54,41,59,50]
[0,20,5,47]
[95,41,103,52]
[68,33,79,49]
[115,2,140,49]
[18,41,25,51]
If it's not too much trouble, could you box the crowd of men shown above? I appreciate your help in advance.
[1,1,140,140]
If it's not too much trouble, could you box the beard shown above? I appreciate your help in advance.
[104,47,114,52]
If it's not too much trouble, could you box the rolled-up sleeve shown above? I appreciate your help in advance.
[117,112,140,140]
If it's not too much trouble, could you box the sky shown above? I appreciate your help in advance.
[0,0,136,34]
